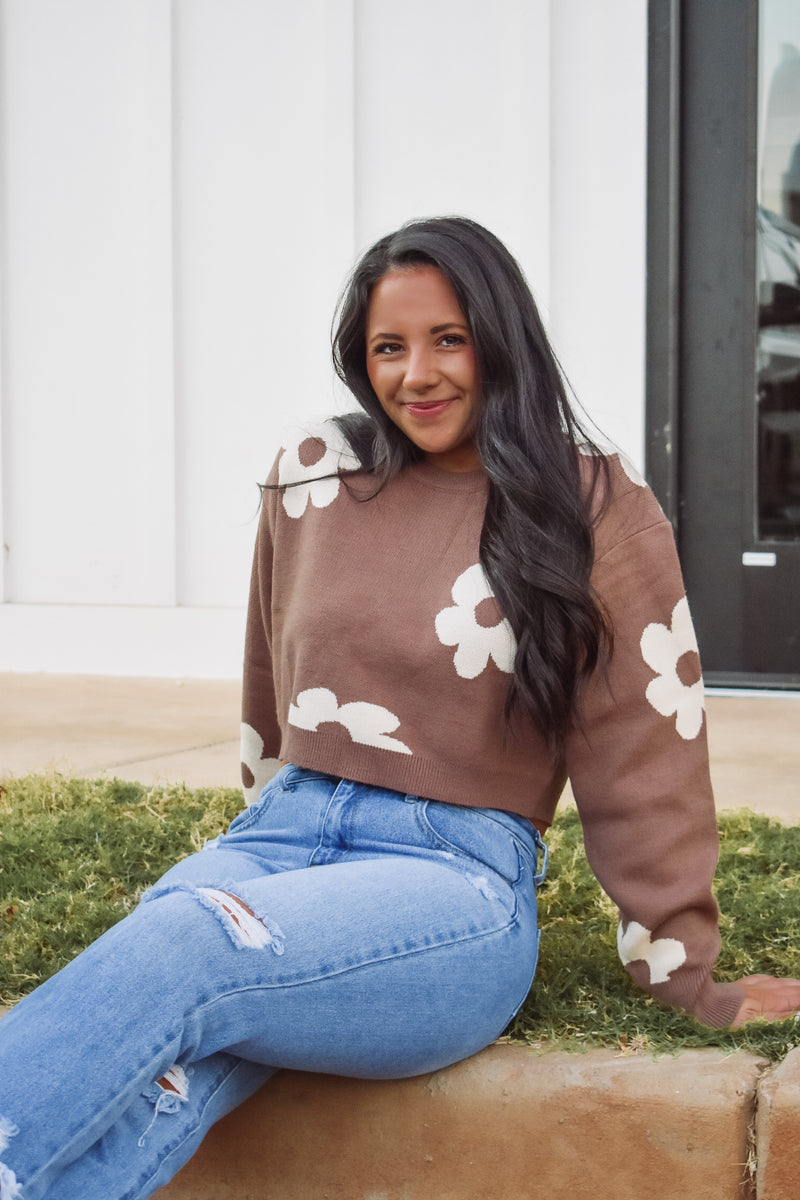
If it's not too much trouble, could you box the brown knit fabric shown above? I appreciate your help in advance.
[241,421,743,1027]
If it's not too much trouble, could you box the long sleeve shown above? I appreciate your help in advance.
[240,457,283,803]
[565,462,744,1027]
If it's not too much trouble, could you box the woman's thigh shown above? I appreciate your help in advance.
[137,766,543,1078]
[158,849,540,1079]
[5,767,542,1085]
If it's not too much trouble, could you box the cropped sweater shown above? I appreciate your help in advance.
[241,420,745,1028]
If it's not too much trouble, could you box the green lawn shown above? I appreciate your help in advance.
[2,773,799,1059]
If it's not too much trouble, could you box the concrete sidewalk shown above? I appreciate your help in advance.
[0,674,246,789]
[0,673,797,822]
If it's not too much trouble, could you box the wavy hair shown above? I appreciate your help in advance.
[331,216,611,751]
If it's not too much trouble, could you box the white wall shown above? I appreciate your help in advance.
[0,0,647,677]
[353,0,552,301]
[549,0,647,456]
[1,0,176,608]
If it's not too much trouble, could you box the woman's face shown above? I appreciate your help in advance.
[365,265,480,472]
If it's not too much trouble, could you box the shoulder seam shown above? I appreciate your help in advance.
[593,515,672,566]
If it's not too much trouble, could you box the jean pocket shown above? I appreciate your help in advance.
[225,779,281,835]
[420,800,523,886]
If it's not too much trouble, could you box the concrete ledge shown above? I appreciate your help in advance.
[155,1043,769,1200]
[4,1005,799,1196]
[756,1046,800,1199]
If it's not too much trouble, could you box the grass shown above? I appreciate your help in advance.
[0,774,243,1002]
[2,773,800,1060]
[507,805,800,1060]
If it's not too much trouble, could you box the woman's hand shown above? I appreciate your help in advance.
[730,974,800,1029]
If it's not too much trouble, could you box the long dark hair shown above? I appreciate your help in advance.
[332,216,611,752]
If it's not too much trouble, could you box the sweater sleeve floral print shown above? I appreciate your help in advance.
[241,420,744,1027]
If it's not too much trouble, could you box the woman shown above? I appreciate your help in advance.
[1,216,798,1200]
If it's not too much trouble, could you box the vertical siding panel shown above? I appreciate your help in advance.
[0,0,650,677]
[174,0,356,608]
[549,0,647,464]
[0,1,8,604]
[2,0,176,604]
[516,0,552,316]
[323,0,357,352]
[352,0,550,291]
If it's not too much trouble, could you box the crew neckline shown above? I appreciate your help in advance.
[403,458,488,492]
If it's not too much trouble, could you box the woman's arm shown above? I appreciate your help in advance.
[566,459,800,1028]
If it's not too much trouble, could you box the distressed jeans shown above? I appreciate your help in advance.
[0,765,546,1200]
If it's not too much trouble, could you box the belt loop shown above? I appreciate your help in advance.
[532,829,549,888]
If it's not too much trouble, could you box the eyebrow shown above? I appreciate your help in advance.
[367,322,469,344]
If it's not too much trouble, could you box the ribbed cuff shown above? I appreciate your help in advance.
[685,978,746,1029]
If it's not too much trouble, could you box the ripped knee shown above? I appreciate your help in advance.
[0,1117,22,1199]
[197,888,285,953]
[209,891,265,939]
[155,1065,188,1096]
[141,881,285,954]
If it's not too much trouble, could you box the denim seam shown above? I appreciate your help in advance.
[474,812,548,885]
[498,928,541,1032]
[307,776,354,864]
[187,914,525,1007]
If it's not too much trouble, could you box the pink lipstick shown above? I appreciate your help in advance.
[404,399,453,417]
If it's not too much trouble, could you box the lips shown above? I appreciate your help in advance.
[403,399,454,417]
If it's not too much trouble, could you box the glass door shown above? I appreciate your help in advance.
[756,2,800,546]
[647,0,800,685]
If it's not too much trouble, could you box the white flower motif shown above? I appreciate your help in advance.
[617,920,687,985]
[640,596,705,740]
[240,722,277,804]
[288,687,412,755]
[278,421,361,519]
[435,563,516,679]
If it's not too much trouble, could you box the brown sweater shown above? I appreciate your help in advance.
[241,420,744,1028]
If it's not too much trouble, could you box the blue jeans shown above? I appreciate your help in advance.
[0,765,546,1200]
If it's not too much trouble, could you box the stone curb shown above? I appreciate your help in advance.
[755,1046,800,1199]
[2,1004,797,1197]
[155,1043,789,1200]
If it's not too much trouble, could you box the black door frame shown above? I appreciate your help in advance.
[646,0,799,687]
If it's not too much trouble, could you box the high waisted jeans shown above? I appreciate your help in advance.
[0,765,546,1200]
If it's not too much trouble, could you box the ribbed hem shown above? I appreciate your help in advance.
[280,729,564,825]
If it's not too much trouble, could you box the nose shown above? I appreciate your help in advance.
[402,345,439,393]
